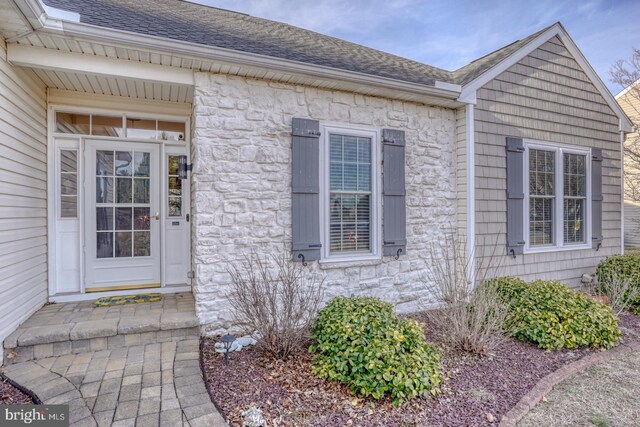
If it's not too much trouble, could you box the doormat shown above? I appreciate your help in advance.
[93,293,162,307]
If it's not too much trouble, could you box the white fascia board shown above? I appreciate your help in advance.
[458,24,562,103]
[12,0,49,30]
[7,44,194,86]
[459,23,633,133]
[28,19,460,101]
[435,80,462,92]
[615,78,639,100]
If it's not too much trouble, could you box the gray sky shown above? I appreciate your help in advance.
[193,0,640,94]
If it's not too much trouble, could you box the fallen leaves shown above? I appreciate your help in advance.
[201,314,640,427]
[0,375,33,405]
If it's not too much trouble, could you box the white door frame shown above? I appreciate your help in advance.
[46,103,192,301]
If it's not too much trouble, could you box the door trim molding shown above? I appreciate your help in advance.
[47,103,192,298]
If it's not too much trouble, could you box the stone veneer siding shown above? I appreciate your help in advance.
[191,72,457,332]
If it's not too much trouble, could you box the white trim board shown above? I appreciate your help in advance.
[48,89,192,119]
[465,103,476,285]
[8,44,195,87]
[615,77,639,100]
[458,23,633,133]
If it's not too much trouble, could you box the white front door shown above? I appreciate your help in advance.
[84,140,161,291]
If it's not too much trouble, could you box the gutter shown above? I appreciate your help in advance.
[12,0,461,101]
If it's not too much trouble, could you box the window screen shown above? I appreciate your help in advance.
[329,134,372,253]
[529,149,555,246]
[563,153,587,244]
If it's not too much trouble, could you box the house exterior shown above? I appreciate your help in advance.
[0,0,632,352]
[616,81,640,247]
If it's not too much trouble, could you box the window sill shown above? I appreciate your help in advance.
[524,243,593,254]
[318,255,382,269]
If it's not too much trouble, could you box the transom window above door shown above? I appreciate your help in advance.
[55,112,186,141]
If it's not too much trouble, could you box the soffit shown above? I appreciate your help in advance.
[11,32,462,108]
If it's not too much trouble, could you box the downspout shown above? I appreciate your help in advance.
[621,124,626,254]
[466,103,476,285]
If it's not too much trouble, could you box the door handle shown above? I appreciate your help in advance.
[154,211,160,220]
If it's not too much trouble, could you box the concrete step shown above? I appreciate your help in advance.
[4,312,200,365]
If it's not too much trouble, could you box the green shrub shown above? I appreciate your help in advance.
[310,296,442,405]
[488,277,621,350]
[595,254,640,315]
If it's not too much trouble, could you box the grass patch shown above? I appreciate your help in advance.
[588,412,611,427]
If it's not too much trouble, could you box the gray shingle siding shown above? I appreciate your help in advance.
[474,36,621,287]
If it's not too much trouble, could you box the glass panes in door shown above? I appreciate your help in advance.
[96,150,152,258]
[168,155,182,217]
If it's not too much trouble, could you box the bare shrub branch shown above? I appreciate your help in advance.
[227,248,324,359]
[610,49,640,202]
[598,275,640,316]
[422,231,509,356]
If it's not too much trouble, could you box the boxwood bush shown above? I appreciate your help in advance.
[310,296,442,405]
[595,254,640,315]
[489,277,621,350]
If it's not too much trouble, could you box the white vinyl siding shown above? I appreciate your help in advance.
[0,37,48,356]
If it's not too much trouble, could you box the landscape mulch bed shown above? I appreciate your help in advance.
[0,374,36,405]
[202,313,640,427]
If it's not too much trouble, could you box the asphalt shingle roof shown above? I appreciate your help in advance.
[451,25,554,86]
[42,0,552,88]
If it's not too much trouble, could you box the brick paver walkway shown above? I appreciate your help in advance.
[3,296,228,427]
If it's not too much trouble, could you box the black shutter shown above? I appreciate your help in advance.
[291,118,321,262]
[592,148,603,249]
[506,137,525,255]
[382,129,406,257]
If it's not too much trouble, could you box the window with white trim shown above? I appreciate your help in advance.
[322,127,379,260]
[525,142,590,251]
